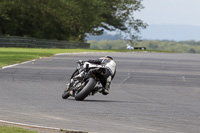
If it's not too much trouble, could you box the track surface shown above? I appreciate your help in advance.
[1,52,200,133]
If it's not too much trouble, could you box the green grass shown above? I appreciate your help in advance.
[0,47,171,68]
[0,48,134,67]
[0,126,38,133]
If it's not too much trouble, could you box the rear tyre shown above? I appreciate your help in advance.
[75,78,96,101]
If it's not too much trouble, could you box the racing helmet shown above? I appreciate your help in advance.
[104,56,113,60]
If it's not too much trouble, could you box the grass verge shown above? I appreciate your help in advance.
[0,126,38,133]
[0,47,171,68]
[0,48,131,68]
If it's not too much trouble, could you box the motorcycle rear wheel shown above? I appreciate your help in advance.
[75,78,96,101]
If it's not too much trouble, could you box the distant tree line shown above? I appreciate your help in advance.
[0,0,147,41]
[89,40,200,53]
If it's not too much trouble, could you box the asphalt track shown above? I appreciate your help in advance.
[0,52,200,133]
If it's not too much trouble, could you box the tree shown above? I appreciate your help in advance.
[0,0,147,41]
[100,0,147,39]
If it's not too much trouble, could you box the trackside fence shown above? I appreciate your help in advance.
[0,36,90,48]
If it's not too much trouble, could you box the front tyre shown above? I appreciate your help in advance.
[62,69,79,99]
[62,90,71,99]
[75,78,96,101]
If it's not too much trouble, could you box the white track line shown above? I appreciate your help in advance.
[0,119,87,133]
[1,59,36,70]
[1,64,19,69]
[0,119,60,130]
[1,52,108,70]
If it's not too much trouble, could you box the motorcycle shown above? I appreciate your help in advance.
[62,60,107,101]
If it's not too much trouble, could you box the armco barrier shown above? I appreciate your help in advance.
[0,36,90,48]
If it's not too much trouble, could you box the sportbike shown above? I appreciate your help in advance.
[62,60,107,101]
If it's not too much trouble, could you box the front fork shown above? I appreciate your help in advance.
[67,79,86,97]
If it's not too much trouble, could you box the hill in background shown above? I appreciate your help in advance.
[87,24,200,41]
[86,33,122,41]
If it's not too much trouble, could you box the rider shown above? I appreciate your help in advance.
[88,56,116,95]
[76,56,116,95]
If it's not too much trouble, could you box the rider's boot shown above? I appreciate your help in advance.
[103,88,109,95]
[102,76,111,95]
[102,87,109,95]
[94,86,109,95]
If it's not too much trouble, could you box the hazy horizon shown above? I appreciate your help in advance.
[87,24,200,41]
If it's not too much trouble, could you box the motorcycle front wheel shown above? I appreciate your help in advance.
[62,88,71,99]
[75,78,97,101]
[62,69,79,99]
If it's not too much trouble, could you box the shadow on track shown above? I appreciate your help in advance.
[66,98,149,104]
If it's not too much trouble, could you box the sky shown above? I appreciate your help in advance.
[136,0,200,26]
[97,0,200,41]
[132,0,200,41]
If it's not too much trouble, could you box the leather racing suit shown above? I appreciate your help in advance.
[87,57,116,94]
